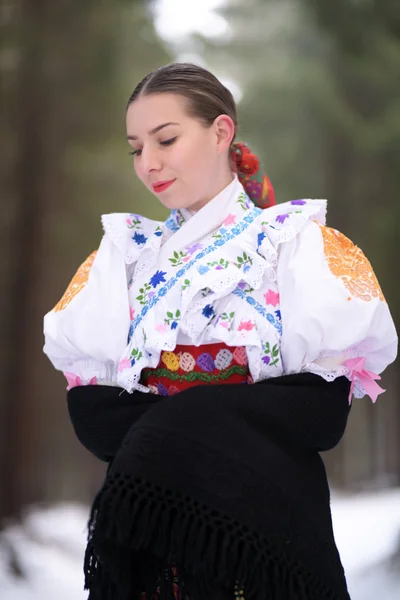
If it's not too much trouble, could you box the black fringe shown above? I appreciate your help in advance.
[84,474,341,600]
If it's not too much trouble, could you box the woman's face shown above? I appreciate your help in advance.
[126,93,234,211]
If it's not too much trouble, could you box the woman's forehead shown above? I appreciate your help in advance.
[126,93,190,131]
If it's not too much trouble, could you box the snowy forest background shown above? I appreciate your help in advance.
[0,0,399,598]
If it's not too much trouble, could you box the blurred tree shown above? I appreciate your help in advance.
[0,0,170,523]
[201,0,400,488]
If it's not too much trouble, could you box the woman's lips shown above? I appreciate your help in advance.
[152,179,176,193]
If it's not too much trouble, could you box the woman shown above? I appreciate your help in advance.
[43,63,397,600]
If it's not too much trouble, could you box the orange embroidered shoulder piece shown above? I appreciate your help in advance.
[317,224,384,302]
[54,251,97,312]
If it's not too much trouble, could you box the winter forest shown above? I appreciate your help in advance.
[0,0,399,598]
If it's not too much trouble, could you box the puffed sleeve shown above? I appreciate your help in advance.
[277,220,398,400]
[43,234,130,388]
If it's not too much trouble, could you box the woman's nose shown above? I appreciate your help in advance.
[141,145,162,174]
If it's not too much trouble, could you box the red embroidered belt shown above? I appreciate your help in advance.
[141,342,251,396]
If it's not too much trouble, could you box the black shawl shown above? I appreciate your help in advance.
[68,374,352,600]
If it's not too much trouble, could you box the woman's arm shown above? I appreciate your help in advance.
[67,386,161,462]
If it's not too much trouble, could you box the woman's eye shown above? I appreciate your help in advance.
[160,137,177,147]
[129,149,142,157]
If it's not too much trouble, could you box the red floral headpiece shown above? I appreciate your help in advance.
[230,141,276,209]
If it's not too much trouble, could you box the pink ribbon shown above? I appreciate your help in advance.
[343,357,385,404]
[64,372,97,391]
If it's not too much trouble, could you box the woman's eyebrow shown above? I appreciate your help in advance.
[127,121,180,140]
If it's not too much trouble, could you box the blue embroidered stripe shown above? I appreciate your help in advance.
[129,205,262,337]
[232,287,283,335]
[165,212,180,233]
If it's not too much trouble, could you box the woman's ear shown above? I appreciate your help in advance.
[214,115,235,154]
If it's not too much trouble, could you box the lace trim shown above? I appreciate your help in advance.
[102,213,164,265]
[303,346,365,398]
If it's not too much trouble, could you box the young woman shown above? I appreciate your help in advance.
[44,63,397,600]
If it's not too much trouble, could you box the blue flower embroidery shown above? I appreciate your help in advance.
[257,231,266,249]
[154,230,163,237]
[243,264,251,273]
[133,232,147,245]
[202,304,215,318]
[149,270,167,288]
[171,321,178,330]
[198,265,210,275]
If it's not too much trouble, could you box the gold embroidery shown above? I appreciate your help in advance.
[317,224,384,302]
[54,251,97,312]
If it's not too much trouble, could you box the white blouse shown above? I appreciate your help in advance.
[43,176,397,400]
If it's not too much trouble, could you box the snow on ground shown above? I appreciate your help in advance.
[0,490,399,599]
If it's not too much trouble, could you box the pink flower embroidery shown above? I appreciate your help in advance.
[129,307,135,320]
[183,256,191,263]
[118,358,131,373]
[264,289,280,307]
[155,324,169,333]
[223,213,236,226]
[238,320,255,331]
[219,321,229,329]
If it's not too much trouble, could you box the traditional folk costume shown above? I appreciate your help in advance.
[44,144,397,600]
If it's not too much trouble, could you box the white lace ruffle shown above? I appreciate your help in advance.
[116,199,328,393]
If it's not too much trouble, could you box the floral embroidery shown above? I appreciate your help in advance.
[154,226,163,237]
[128,204,262,339]
[257,231,266,249]
[233,346,248,366]
[291,199,306,205]
[130,347,143,366]
[197,353,215,372]
[318,224,385,302]
[223,213,236,226]
[207,258,229,270]
[118,358,131,372]
[179,352,196,371]
[136,282,154,305]
[218,311,235,329]
[202,304,215,319]
[54,251,97,312]
[155,323,169,333]
[215,348,233,369]
[237,192,251,211]
[129,307,135,320]
[238,320,255,331]
[161,351,180,371]
[126,216,142,229]
[164,309,181,330]
[264,289,280,307]
[275,213,289,224]
[233,287,282,335]
[235,251,253,271]
[237,281,254,294]
[181,278,191,291]
[149,270,167,288]
[186,242,204,255]
[169,250,188,267]
[262,341,280,367]
[132,232,148,245]
[198,264,210,275]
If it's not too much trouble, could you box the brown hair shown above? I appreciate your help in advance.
[127,63,238,142]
